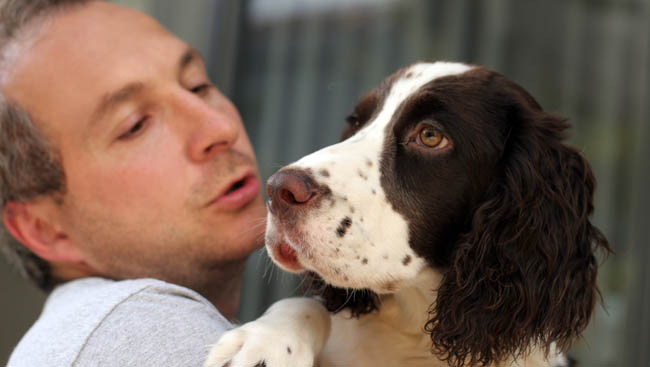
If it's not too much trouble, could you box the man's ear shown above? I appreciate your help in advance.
[2,199,84,265]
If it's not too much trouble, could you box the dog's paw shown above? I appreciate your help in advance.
[204,298,330,367]
[204,322,316,367]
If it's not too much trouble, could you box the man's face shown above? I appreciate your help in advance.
[3,2,266,285]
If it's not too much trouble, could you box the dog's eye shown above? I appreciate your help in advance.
[418,127,444,147]
[346,113,360,127]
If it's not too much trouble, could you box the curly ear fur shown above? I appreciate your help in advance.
[426,90,612,366]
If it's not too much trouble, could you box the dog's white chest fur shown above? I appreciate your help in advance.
[320,270,445,367]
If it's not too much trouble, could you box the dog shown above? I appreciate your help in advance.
[204,62,611,367]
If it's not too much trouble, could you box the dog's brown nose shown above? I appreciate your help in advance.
[267,169,318,216]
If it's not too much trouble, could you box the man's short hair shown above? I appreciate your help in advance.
[0,0,99,291]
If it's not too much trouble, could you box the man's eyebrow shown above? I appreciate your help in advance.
[92,82,145,124]
[179,47,202,72]
[91,47,202,124]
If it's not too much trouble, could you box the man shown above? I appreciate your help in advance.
[0,0,268,365]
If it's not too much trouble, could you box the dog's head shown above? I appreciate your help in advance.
[264,62,611,366]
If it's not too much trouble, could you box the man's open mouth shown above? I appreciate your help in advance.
[225,178,246,195]
[209,173,260,210]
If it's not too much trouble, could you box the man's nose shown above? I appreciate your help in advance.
[185,97,240,162]
[266,169,320,218]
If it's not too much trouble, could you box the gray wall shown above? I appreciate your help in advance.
[2,0,649,366]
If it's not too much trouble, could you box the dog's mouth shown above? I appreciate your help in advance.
[272,242,304,272]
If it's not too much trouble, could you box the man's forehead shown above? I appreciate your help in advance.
[50,1,164,39]
[2,1,186,132]
[4,2,165,72]
[28,2,174,69]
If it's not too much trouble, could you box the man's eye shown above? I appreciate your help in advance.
[190,83,211,94]
[118,116,148,140]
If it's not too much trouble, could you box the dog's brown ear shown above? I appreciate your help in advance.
[426,84,612,366]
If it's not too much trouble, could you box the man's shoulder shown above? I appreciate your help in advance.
[8,277,232,367]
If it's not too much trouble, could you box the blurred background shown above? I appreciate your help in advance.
[1,0,648,365]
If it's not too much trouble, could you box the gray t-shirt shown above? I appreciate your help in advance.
[8,277,232,366]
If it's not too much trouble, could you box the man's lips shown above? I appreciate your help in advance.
[207,173,260,210]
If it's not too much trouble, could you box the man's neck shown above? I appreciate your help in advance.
[195,260,246,321]
[205,274,243,321]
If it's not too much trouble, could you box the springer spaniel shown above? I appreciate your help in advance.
[205,62,611,367]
